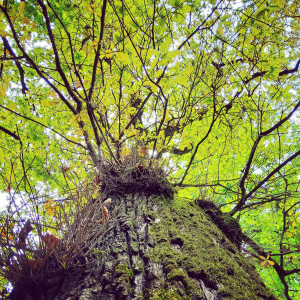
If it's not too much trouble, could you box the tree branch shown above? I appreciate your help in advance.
[178,98,218,185]
[36,0,82,113]
[279,59,300,76]
[245,149,300,201]
[0,104,87,150]
[242,233,293,300]
[243,58,300,85]
[231,98,300,215]
[1,37,28,95]
[87,0,107,102]
[178,0,223,50]
[0,5,76,115]
[0,125,20,140]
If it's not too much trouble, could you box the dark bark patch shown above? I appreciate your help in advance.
[170,237,184,247]
[196,199,242,249]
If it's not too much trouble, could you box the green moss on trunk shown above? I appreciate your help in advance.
[144,196,275,300]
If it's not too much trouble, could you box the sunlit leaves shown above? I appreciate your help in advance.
[0,82,8,100]
[259,255,275,267]
[44,199,57,217]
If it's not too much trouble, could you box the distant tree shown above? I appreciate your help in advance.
[0,0,299,299]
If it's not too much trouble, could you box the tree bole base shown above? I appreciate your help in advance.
[9,194,276,300]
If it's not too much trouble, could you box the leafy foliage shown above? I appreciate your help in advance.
[0,0,299,298]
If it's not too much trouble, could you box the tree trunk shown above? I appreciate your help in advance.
[9,194,276,300]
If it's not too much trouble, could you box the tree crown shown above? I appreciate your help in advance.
[0,0,299,298]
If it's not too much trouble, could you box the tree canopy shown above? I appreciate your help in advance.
[0,0,299,298]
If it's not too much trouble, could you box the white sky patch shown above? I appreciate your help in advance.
[253,168,263,175]
[0,191,8,211]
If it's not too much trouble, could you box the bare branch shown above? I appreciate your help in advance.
[0,125,20,141]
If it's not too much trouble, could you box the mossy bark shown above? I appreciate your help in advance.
[9,194,276,300]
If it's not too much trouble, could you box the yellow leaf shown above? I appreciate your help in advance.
[9,222,14,229]
[7,102,17,110]
[115,52,130,64]
[47,208,54,216]
[217,25,223,36]
[0,82,7,97]
[185,64,194,76]
[259,255,265,260]
[1,227,6,237]
[144,80,158,93]
[41,99,51,107]
[19,1,25,14]
[0,30,9,37]
[182,5,191,14]
[268,260,275,266]
[48,199,53,206]
[92,190,98,199]
[168,50,180,58]
[179,143,185,151]
[260,261,266,266]
[147,49,160,58]
[44,203,49,209]
[0,147,4,163]
[22,17,30,24]
[8,234,13,240]
[154,70,163,78]
[49,91,56,98]
[165,110,172,121]
[0,22,6,31]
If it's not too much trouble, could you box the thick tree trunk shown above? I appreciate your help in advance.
[9,194,276,300]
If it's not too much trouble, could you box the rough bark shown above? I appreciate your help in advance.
[9,194,276,300]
